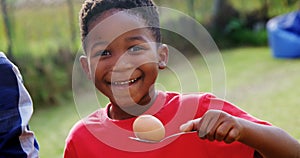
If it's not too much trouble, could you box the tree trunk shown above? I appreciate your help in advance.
[212,0,222,18]
[187,0,196,19]
[0,0,13,59]
[66,0,76,51]
[211,0,239,32]
[211,0,223,30]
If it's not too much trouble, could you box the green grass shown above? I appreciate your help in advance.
[222,47,300,139]
[30,47,300,158]
[30,102,79,158]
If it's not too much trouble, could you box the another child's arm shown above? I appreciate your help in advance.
[180,110,300,158]
[0,52,39,157]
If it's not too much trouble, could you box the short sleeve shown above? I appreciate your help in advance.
[197,93,271,125]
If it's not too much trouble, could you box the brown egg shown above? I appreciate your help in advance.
[133,115,165,141]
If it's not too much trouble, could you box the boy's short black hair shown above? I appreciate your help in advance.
[79,0,161,44]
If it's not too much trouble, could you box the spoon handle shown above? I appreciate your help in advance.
[163,131,197,140]
[129,131,197,143]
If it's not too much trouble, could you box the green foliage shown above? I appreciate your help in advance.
[16,49,75,107]
[215,18,268,47]
[155,0,213,22]
[229,0,262,13]
[11,4,80,56]
[229,28,268,46]
[0,3,81,107]
[210,0,298,48]
[161,22,198,56]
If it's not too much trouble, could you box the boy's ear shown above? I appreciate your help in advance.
[79,55,92,80]
[158,44,168,69]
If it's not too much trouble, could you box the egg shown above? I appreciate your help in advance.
[133,115,165,141]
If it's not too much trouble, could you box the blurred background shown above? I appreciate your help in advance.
[0,0,299,157]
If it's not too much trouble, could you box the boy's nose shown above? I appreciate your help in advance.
[112,54,134,72]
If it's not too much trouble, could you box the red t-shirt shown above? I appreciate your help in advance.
[64,91,269,158]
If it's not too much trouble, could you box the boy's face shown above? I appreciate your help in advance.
[80,10,168,111]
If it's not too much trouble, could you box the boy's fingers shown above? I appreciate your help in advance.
[215,122,232,141]
[198,112,220,138]
[179,121,193,132]
[180,118,201,132]
[224,128,240,144]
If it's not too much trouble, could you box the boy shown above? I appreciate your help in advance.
[64,0,300,157]
[0,52,39,157]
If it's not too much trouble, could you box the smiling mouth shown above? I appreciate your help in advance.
[110,77,141,86]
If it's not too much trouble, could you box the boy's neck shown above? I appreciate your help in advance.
[108,90,158,120]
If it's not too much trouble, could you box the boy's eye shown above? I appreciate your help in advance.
[93,50,111,57]
[128,45,146,53]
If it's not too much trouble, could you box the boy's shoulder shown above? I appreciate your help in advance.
[0,52,12,68]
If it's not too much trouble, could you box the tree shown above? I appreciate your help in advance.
[187,0,196,19]
[211,0,239,32]
[0,0,13,59]
[66,0,76,51]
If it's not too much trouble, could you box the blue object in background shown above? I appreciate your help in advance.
[267,10,300,58]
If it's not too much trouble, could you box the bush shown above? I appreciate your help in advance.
[15,49,75,107]
[210,18,268,48]
[228,28,268,46]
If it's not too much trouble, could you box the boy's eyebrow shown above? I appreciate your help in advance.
[125,36,148,43]
[88,36,150,52]
[90,41,109,50]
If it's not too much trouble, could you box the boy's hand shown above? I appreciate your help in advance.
[180,110,243,144]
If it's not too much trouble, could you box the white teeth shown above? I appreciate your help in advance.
[112,78,138,85]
